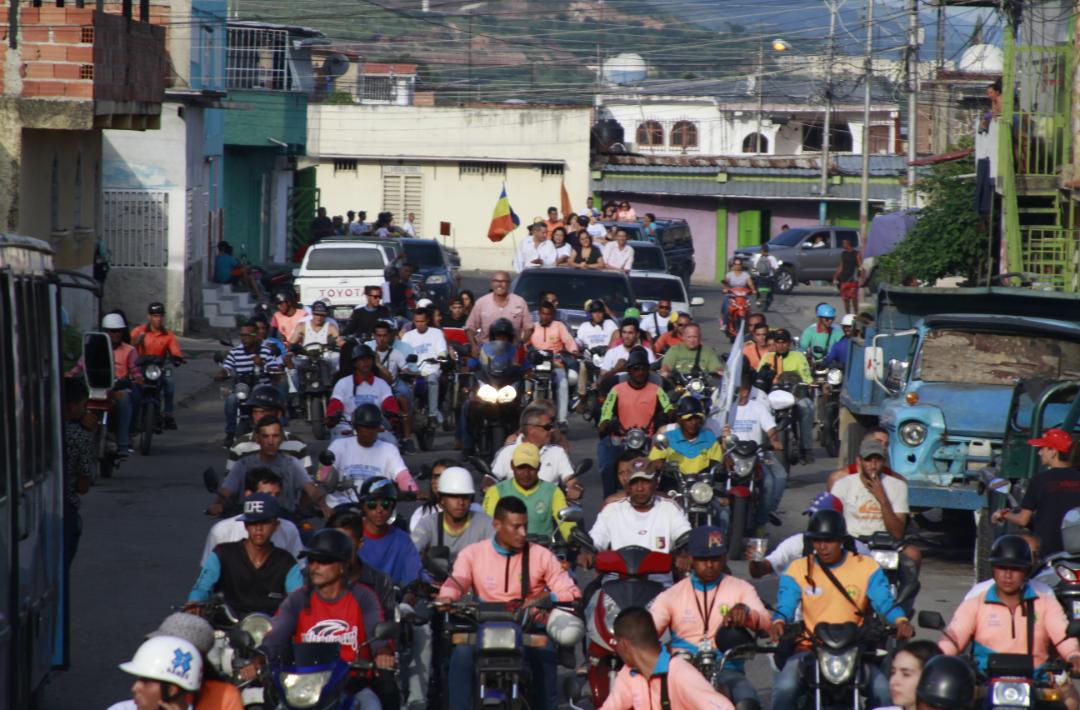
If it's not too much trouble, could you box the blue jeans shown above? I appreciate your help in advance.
[797,398,814,451]
[773,651,890,709]
[597,436,621,498]
[715,668,759,705]
[755,452,789,528]
[553,367,569,424]
[115,388,139,449]
[163,377,176,414]
[448,641,557,710]
[224,393,240,434]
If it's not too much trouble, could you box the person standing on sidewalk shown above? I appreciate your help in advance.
[833,238,864,315]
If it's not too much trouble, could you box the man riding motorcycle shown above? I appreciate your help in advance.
[659,323,723,380]
[214,320,282,449]
[649,526,771,707]
[489,405,578,492]
[326,342,405,447]
[131,301,184,430]
[482,442,576,541]
[799,303,843,358]
[287,299,340,367]
[401,307,449,428]
[345,285,392,339]
[321,403,418,508]
[411,466,493,563]
[600,318,656,381]
[528,300,579,430]
[769,509,913,709]
[224,384,312,475]
[756,328,815,464]
[81,312,142,457]
[648,396,723,475]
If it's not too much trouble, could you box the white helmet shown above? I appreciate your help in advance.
[101,313,127,330]
[546,608,586,647]
[437,466,475,496]
[118,635,203,692]
[840,314,856,327]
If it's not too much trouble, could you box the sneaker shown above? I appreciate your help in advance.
[769,512,783,526]
[117,447,133,459]
[801,449,815,465]
[223,433,235,449]
[164,415,177,430]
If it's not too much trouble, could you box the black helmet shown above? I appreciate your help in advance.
[352,342,376,361]
[249,384,285,412]
[273,289,294,305]
[360,476,398,502]
[299,528,355,563]
[677,396,705,419]
[626,346,651,370]
[489,318,515,341]
[989,534,1033,570]
[147,302,165,315]
[916,656,976,710]
[805,509,847,540]
[352,403,383,428]
[310,300,329,316]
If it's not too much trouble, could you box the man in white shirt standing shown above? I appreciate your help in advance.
[402,212,418,236]
[401,308,448,425]
[603,228,635,273]
[512,222,556,272]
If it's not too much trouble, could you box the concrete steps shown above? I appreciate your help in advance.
[201,284,255,329]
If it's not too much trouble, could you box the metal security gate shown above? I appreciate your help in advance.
[102,190,169,268]
[382,169,422,233]
[286,185,320,258]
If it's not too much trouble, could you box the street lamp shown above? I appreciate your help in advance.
[754,37,790,154]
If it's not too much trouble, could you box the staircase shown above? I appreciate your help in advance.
[201,284,256,329]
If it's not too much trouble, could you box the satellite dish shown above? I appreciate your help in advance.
[323,54,350,78]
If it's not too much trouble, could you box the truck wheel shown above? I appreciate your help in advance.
[775,267,795,294]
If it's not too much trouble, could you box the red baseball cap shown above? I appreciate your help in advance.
[1028,428,1074,454]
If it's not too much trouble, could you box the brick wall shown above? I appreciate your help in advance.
[16,6,166,103]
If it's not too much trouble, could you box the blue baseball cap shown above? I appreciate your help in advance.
[240,493,279,523]
[687,526,728,558]
[804,491,843,516]
[816,303,837,319]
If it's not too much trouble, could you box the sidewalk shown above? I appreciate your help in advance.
[173,335,230,409]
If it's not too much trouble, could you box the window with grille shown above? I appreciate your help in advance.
[382,173,422,234]
[459,162,506,176]
[226,27,294,91]
[868,125,891,154]
[362,76,395,103]
[334,159,358,173]
[671,121,698,148]
[102,190,169,268]
[539,164,564,176]
[636,121,664,147]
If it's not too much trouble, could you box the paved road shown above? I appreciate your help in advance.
[42,273,972,709]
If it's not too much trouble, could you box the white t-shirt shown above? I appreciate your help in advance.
[729,399,777,444]
[401,327,448,375]
[325,437,409,507]
[577,320,617,349]
[329,374,395,420]
[586,223,607,240]
[588,497,691,553]
[200,514,303,566]
[374,346,407,380]
[491,436,575,484]
[641,311,675,340]
[603,242,635,272]
[553,243,573,262]
[601,343,656,372]
[513,239,556,271]
[831,472,910,538]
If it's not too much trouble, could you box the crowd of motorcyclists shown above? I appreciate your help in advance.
[73,271,1080,710]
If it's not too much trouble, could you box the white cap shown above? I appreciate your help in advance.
[416,298,434,309]
[119,635,203,692]
[840,314,856,327]
[437,466,475,496]
[101,313,127,330]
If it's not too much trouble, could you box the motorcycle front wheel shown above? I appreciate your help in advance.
[139,405,155,456]
[823,402,840,458]
[308,396,328,440]
[728,497,749,560]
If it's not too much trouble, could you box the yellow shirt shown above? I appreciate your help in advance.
[482,478,575,541]
[647,428,724,474]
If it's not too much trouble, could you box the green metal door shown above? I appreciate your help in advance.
[737,210,762,248]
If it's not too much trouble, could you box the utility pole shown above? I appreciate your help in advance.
[595,0,604,108]
[755,25,765,153]
[819,0,838,224]
[906,0,919,206]
[858,0,874,241]
[467,14,473,102]
[936,1,946,69]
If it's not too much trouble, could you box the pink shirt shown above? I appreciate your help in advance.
[649,575,771,650]
[529,321,578,355]
[272,308,310,342]
[464,293,534,344]
[599,653,733,710]
[113,342,141,380]
[438,539,581,604]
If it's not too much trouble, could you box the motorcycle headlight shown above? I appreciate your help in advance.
[870,549,900,570]
[732,457,754,478]
[817,647,859,685]
[496,385,517,403]
[688,378,704,394]
[991,681,1032,707]
[690,480,714,505]
[144,364,162,381]
[282,670,332,708]
[239,613,273,647]
[425,274,448,285]
[293,355,310,369]
[480,624,519,651]
[898,420,927,447]
[625,429,647,451]
[827,368,843,386]
[593,353,604,367]
[235,383,250,401]
[477,384,498,403]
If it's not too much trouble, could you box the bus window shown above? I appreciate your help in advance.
[0,273,10,500]
[35,279,54,473]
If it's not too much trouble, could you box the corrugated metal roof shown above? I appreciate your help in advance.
[592,175,902,202]
[599,153,906,177]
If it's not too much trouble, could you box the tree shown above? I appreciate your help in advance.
[877,152,988,285]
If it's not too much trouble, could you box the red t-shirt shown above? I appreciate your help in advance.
[293,591,371,663]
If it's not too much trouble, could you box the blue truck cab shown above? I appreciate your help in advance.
[841,286,1080,515]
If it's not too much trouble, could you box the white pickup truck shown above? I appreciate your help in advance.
[294,241,391,321]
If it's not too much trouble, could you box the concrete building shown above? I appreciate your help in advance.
[0,1,167,330]
[101,0,227,332]
[306,103,592,266]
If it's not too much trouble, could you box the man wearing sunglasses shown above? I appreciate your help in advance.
[356,477,425,587]
[345,285,391,339]
[321,404,417,509]
[640,300,676,341]
[489,407,578,493]
[652,312,691,355]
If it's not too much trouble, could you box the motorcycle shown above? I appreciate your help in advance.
[186,595,273,708]
[785,620,893,710]
[582,545,673,706]
[865,532,921,617]
[466,344,523,462]
[291,342,337,440]
[720,439,767,559]
[761,375,803,468]
[577,345,608,424]
[215,352,284,438]
[440,341,471,434]
[1034,506,1080,628]
[135,354,178,456]
[523,349,555,407]
[725,286,752,341]
[751,270,774,312]
[669,369,719,412]
[401,354,452,451]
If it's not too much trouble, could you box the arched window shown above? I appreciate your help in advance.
[636,120,663,147]
[671,121,698,149]
[742,133,769,153]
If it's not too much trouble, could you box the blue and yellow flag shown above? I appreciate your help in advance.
[487,185,520,242]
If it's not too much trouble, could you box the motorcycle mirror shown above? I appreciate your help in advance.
[570,527,595,552]
[690,296,705,307]
[212,352,225,365]
[916,610,945,631]
[228,627,254,651]
[415,464,432,481]
[424,553,452,580]
[467,456,493,479]
[218,338,233,348]
[202,467,220,493]
[987,477,1012,496]
[318,450,336,466]
[652,433,669,450]
[371,621,399,642]
[673,530,691,551]
[557,507,584,524]
[573,458,593,477]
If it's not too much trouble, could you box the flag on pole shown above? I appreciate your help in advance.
[487,185,520,243]
[560,179,573,218]
[718,327,746,428]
